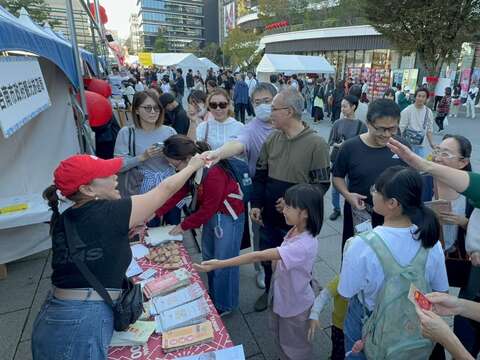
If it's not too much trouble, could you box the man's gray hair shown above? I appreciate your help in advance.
[279,88,304,119]
[251,82,278,100]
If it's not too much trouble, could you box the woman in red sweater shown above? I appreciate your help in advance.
[156,135,245,316]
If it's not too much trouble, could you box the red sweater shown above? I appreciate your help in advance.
[155,166,245,230]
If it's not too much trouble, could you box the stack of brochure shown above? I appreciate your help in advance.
[155,297,209,333]
[161,320,214,352]
[109,320,156,347]
[150,283,204,315]
[143,268,190,298]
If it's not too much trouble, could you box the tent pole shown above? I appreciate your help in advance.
[66,0,89,153]
[81,0,101,76]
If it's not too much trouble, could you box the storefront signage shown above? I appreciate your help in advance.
[0,56,51,138]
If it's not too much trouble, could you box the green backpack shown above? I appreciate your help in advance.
[358,231,435,360]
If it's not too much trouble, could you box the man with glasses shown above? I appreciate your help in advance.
[333,99,407,248]
[203,83,278,289]
[250,88,330,311]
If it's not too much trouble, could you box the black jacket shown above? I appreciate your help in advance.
[175,77,185,96]
[186,73,194,88]
[164,105,190,135]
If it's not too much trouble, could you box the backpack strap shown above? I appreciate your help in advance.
[358,230,429,281]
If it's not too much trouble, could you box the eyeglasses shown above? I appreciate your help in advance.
[209,102,228,109]
[370,185,378,195]
[140,105,161,113]
[271,107,290,112]
[432,148,464,160]
[369,123,399,134]
[253,98,273,106]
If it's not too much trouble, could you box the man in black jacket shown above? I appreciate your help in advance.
[159,93,190,135]
[186,69,194,95]
[174,68,185,105]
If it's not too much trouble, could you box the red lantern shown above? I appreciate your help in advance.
[78,90,113,128]
[84,78,112,98]
[89,3,108,24]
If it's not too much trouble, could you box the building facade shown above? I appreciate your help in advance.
[129,14,141,53]
[137,0,205,52]
[44,0,95,50]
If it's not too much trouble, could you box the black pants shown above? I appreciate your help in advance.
[313,106,324,121]
[259,225,288,293]
[435,115,446,131]
[235,103,247,123]
[331,326,345,360]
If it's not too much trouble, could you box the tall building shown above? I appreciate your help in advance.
[137,0,205,52]
[44,0,95,51]
[129,14,141,54]
[204,0,219,44]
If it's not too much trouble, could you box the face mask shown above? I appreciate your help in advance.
[255,104,272,121]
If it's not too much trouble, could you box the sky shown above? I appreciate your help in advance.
[99,0,137,39]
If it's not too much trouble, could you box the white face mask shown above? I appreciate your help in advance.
[255,104,272,121]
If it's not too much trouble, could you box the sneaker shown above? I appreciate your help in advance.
[254,292,268,312]
[256,270,266,289]
[329,209,341,221]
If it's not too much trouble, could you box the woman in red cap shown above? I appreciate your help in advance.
[31,153,205,359]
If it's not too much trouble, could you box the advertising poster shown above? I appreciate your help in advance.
[391,69,404,87]
[402,69,419,92]
[460,68,471,93]
[0,56,51,138]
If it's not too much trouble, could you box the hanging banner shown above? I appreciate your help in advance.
[0,56,51,138]
[402,69,419,93]
[138,52,153,66]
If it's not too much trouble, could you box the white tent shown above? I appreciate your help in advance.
[0,57,80,264]
[199,57,220,72]
[151,53,208,77]
[256,53,335,81]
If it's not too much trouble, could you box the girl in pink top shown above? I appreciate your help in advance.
[194,184,323,360]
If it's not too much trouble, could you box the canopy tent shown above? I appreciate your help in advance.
[151,53,209,77]
[0,5,98,87]
[0,57,80,264]
[256,53,335,81]
[199,57,220,72]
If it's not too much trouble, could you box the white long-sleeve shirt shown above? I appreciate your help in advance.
[196,116,244,150]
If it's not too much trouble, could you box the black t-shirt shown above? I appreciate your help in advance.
[332,136,406,205]
[51,198,132,289]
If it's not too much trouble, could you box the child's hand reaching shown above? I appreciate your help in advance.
[193,259,221,273]
[307,319,320,342]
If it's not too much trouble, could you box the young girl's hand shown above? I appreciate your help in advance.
[307,319,319,342]
[169,224,185,236]
[193,259,221,273]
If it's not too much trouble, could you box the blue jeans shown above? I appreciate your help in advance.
[331,185,341,211]
[202,213,244,312]
[32,292,114,360]
[344,295,371,359]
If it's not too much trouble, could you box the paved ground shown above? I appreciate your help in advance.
[1,109,479,360]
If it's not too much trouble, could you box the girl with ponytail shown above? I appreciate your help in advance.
[338,166,449,359]
[155,134,245,316]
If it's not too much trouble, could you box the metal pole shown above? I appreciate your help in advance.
[85,0,101,76]
[66,0,89,152]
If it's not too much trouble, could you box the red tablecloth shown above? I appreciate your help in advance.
[108,243,233,360]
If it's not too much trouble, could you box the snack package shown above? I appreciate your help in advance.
[143,268,190,298]
[407,283,432,311]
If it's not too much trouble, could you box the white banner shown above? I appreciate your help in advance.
[0,56,51,138]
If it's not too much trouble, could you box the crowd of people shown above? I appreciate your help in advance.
[30,62,480,360]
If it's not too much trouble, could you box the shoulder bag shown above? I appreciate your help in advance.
[403,108,428,146]
[117,127,144,197]
[63,214,143,331]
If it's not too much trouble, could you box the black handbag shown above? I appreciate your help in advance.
[63,214,144,331]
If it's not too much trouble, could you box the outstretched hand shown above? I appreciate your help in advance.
[193,259,221,273]
[386,138,428,172]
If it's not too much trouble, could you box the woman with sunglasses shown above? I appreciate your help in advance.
[114,91,177,198]
[196,88,244,150]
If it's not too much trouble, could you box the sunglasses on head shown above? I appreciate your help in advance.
[209,102,228,109]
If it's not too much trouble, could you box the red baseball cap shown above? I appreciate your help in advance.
[54,155,123,197]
